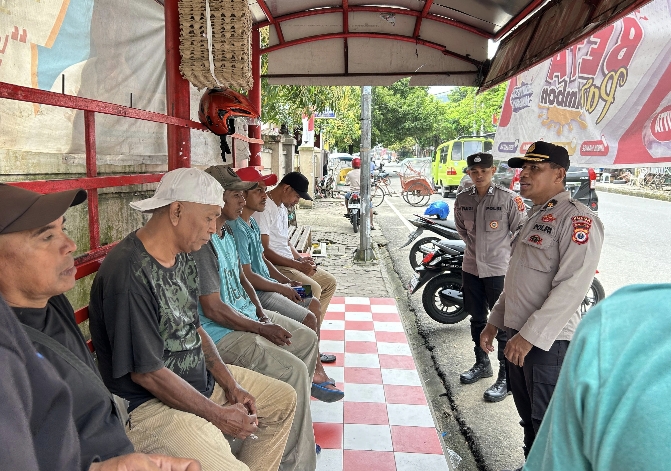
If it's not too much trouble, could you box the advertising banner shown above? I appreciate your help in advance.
[494,0,671,168]
[0,0,221,166]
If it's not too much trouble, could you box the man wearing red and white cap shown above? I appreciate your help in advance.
[232,167,344,401]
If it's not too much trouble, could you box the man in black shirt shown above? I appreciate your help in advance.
[89,169,296,471]
[0,184,200,471]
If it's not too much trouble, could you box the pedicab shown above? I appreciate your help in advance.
[397,158,434,207]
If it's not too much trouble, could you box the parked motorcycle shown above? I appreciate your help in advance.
[408,240,606,324]
[316,172,335,199]
[409,239,468,324]
[400,215,462,269]
[346,192,361,233]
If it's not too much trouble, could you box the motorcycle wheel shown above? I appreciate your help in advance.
[371,185,385,207]
[351,212,360,233]
[421,273,468,324]
[579,277,606,317]
[409,236,440,269]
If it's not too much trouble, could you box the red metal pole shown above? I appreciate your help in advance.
[84,110,100,250]
[165,0,191,169]
[248,29,262,167]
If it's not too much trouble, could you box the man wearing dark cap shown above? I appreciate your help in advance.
[192,165,336,471]
[454,153,527,402]
[0,183,200,471]
[254,172,338,364]
[480,142,604,467]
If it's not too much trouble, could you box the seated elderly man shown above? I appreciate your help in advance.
[88,169,296,471]
[0,184,200,471]
[232,167,343,399]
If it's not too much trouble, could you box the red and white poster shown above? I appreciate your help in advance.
[494,0,671,168]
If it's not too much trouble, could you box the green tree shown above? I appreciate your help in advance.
[443,84,507,138]
[371,79,449,154]
[260,27,346,131]
[319,87,361,153]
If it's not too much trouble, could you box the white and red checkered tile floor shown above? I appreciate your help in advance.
[313,297,450,471]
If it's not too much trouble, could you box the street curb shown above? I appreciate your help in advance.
[596,183,671,202]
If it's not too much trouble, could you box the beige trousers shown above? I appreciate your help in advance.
[216,310,318,471]
[127,364,296,471]
[276,266,337,320]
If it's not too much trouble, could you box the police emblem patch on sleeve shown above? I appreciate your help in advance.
[490,221,499,229]
[514,196,525,212]
[571,215,592,245]
[528,234,543,244]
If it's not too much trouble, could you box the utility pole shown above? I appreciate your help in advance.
[355,86,374,261]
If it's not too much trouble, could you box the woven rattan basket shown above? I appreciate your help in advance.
[178,0,253,90]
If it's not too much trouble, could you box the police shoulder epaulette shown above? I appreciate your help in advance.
[568,197,591,213]
[496,185,516,196]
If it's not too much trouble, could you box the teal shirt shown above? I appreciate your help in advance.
[524,284,671,471]
[198,229,257,344]
[227,217,276,286]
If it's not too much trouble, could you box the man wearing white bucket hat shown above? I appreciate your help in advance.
[89,168,297,471]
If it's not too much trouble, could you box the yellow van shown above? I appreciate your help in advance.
[431,136,494,197]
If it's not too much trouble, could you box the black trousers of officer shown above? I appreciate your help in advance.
[462,271,506,361]
[505,328,569,457]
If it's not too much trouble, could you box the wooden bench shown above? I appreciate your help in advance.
[288,225,312,254]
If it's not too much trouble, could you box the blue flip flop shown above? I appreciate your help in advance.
[311,381,344,402]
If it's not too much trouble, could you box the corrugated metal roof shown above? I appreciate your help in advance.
[249,0,655,88]
[251,0,530,86]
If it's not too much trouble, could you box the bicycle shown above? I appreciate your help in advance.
[370,172,393,207]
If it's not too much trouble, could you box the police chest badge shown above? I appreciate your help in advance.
[541,213,556,223]
[514,196,525,212]
[543,199,557,210]
[571,215,592,245]
[489,221,499,229]
[528,234,543,245]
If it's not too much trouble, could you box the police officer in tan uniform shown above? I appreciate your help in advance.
[480,142,604,463]
[454,153,527,402]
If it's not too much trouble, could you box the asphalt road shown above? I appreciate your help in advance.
[370,162,671,471]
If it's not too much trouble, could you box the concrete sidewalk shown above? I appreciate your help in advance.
[596,182,671,202]
[295,199,390,299]
[296,199,476,471]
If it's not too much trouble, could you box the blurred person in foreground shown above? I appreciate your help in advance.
[524,284,671,471]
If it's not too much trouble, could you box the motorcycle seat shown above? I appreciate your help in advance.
[435,239,465,254]
[433,219,457,231]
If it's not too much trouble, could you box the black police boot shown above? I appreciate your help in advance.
[460,347,493,384]
[483,361,510,402]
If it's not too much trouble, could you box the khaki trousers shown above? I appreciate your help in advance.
[127,364,296,471]
[276,266,337,320]
[217,310,318,471]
